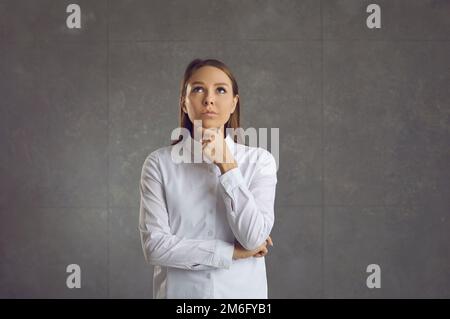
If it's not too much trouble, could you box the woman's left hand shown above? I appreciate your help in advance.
[253,236,273,258]
[197,127,237,174]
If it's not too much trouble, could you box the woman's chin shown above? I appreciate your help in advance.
[199,120,222,129]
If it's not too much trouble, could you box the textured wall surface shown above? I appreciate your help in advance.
[0,0,449,298]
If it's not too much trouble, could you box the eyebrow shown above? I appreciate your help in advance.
[190,81,229,87]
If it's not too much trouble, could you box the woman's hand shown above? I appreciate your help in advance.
[232,236,274,260]
[253,236,273,258]
[197,127,237,174]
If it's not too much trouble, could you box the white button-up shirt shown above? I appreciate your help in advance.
[139,132,278,299]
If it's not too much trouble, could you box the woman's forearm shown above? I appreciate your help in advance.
[217,160,238,175]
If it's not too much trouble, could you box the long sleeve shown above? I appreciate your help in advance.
[218,149,278,251]
[138,152,234,271]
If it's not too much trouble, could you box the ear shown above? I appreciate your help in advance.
[231,94,239,114]
[180,97,187,114]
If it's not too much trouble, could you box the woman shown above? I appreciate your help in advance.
[139,58,278,299]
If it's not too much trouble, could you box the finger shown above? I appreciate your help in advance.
[252,246,263,255]
[202,137,214,146]
[202,143,216,162]
[257,244,267,253]
[204,130,216,140]
[203,142,214,154]
[202,131,217,144]
[202,138,212,145]
[258,249,267,257]
[202,127,217,138]
[204,128,222,143]
[254,244,269,257]
[197,127,214,143]
[267,236,273,247]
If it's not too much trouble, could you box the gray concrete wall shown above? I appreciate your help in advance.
[0,0,449,298]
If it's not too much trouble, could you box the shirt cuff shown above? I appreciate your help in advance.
[212,240,234,269]
[219,167,245,196]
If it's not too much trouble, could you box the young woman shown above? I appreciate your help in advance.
[139,59,278,298]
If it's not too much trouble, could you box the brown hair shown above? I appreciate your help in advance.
[171,58,241,145]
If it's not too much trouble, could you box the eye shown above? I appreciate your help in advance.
[217,87,227,94]
[192,86,204,93]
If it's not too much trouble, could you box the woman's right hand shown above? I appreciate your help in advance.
[232,236,274,260]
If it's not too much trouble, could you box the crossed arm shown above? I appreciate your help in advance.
[139,150,277,270]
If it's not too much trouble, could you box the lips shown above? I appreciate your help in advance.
[202,111,218,116]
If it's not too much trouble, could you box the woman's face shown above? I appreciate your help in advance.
[182,66,238,131]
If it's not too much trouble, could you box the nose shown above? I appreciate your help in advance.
[203,93,214,106]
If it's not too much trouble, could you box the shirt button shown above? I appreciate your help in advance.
[209,209,214,214]
[206,273,211,279]
[207,230,213,236]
